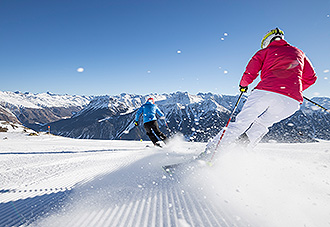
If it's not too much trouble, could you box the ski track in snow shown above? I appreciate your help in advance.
[1,133,330,227]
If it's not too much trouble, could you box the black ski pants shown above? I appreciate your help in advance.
[143,120,167,145]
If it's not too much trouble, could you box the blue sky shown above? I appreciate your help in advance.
[1,0,330,98]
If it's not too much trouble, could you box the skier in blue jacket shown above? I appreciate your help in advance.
[135,97,167,147]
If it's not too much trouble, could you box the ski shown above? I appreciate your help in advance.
[162,92,245,175]
[162,161,189,176]
[162,162,184,174]
[162,150,212,175]
[146,144,163,148]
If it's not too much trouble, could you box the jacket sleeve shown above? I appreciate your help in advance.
[240,49,266,87]
[135,106,143,122]
[301,56,317,91]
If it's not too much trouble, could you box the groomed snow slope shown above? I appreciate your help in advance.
[0,133,329,227]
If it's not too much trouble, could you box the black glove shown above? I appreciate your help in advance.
[134,121,138,126]
[239,85,248,93]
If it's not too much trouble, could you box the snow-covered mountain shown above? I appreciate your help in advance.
[0,91,92,129]
[37,92,243,141]
[36,91,330,143]
[1,90,329,143]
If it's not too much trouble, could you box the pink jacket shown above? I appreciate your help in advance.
[240,39,317,103]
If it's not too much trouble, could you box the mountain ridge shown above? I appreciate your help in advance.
[0,90,329,143]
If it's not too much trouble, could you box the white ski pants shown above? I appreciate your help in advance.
[210,89,300,148]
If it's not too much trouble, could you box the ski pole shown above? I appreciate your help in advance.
[116,109,139,139]
[163,118,172,135]
[303,96,330,113]
[117,120,135,139]
[209,91,244,162]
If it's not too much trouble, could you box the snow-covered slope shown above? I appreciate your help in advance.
[0,134,329,227]
[0,121,37,135]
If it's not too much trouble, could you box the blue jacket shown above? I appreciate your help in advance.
[135,101,165,124]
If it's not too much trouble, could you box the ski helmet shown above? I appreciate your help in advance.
[147,97,155,104]
[261,28,284,49]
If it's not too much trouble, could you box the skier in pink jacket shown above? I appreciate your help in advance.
[210,28,317,149]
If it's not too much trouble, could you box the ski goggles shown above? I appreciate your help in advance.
[261,28,284,49]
